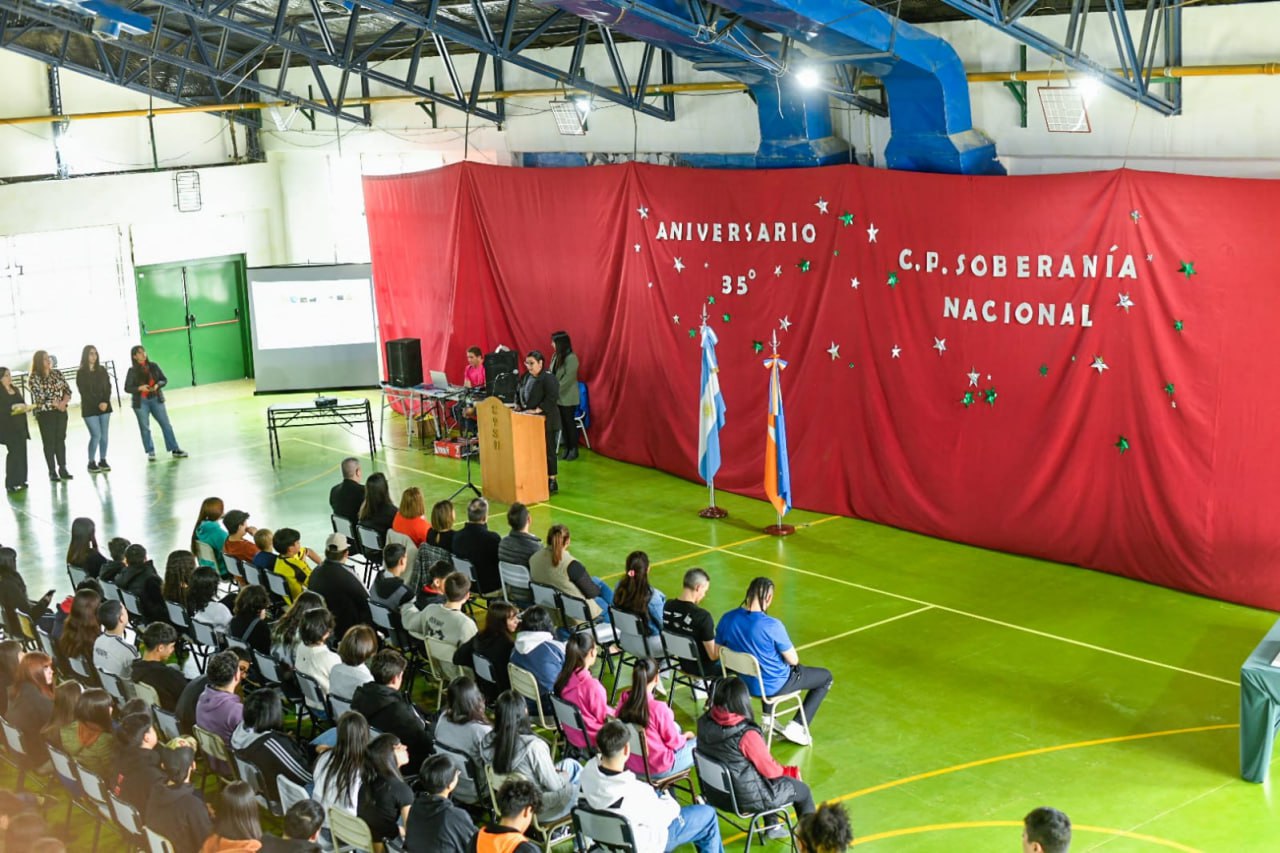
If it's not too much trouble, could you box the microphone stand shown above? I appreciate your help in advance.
[449,389,483,501]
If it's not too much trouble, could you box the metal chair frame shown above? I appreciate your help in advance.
[660,628,723,709]
[498,561,534,606]
[693,749,797,853]
[718,648,808,749]
[572,804,639,853]
[483,763,574,852]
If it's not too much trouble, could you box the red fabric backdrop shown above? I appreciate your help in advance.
[363,162,1280,611]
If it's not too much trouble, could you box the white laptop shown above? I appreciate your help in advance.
[429,369,460,391]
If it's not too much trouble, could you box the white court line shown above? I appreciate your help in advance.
[296,437,1239,687]
[797,606,935,651]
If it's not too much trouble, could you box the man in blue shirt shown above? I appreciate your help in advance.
[715,577,833,746]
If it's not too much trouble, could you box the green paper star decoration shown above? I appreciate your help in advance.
[1179,261,1196,279]
[1115,435,1131,455]
[833,250,840,257]
[1039,364,1049,377]
[688,329,697,339]
[752,340,764,353]
[722,313,731,323]
[797,260,811,273]
[839,212,855,226]
[887,272,899,288]
[707,296,716,305]
[847,362,855,369]
[1173,319,1185,332]
[1164,382,1175,397]
[962,391,975,408]
[984,387,998,406]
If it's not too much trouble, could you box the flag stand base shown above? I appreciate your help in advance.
[698,507,729,519]
[764,524,795,536]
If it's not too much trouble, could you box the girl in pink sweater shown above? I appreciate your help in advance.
[553,632,610,751]
[615,658,695,778]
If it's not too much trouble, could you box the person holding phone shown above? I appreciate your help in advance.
[0,367,29,493]
[27,350,72,481]
[123,345,188,461]
[77,344,113,473]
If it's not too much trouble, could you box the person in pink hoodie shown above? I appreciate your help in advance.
[614,657,694,778]
[552,632,609,752]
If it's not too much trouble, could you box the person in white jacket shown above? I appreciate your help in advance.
[579,719,724,853]
[293,607,342,694]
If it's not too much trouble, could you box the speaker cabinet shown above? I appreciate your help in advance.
[385,337,423,388]
[483,350,519,402]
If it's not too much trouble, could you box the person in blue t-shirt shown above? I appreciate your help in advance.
[715,577,832,746]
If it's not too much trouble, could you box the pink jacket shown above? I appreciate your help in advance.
[616,690,684,775]
[558,667,610,750]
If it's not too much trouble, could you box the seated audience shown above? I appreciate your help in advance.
[553,631,608,752]
[251,529,277,573]
[797,802,855,853]
[8,652,54,759]
[483,691,580,823]
[615,658,695,779]
[404,755,476,853]
[306,534,371,639]
[357,472,398,538]
[56,587,101,670]
[201,780,263,852]
[195,650,245,745]
[0,640,19,716]
[66,516,107,578]
[529,524,613,619]
[613,551,666,656]
[221,510,261,564]
[697,676,815,838]
[0,546,53,636]
[192,497,228,567]
[451,497,501,596]
[117,543,168,623]
[663,567,720,676]
[352,649,434,769]
[99,537,131,583]
[497,502,541,571]
[40,681,82,754]
[454,600,518,704]
[227,586,272,655]
[175,648,250,737]
[60,688,116,776]
[272,528,320,601]
[403,573,477,679]
[92,599,138,676]
[432,676,492,806]
[293,608,341,694]
[260,800,324,853]
[130,622,190,710]
[370,543,413,610]
[328,457,365,524]
[508,606,565,701]
[716,577,832,746]
[189,566,233,631]
[329,624,377,700]
[114,712,163,809]
[147,745,212,853]
[580,719,724,853]
[392,486,430,545]
[1022,806,1071,853]
[471,779,542,853]
[412,501,456,591]
[358,733,414,845]
[162,549,194,616]
[230,688,313,789]
[313,712,370,824]
[270,591,325,663]
[413,560,453,610]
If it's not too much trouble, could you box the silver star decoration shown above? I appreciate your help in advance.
[827,342,840,360]
[1091,356,1109,374]
[647,282,654,289]
[672,315,679,324]
[638,207,649,219]
[779,316,792,332]
[1146,254,1154,262]
[866,223,879,243]
[933,337,947,356]
[815,198,829,214]
[774,265,783,277]
[891,345,901,359]
[1130,210,1140,223]
[634,244,641,253]
[967,368,980,387]
[850,277,860,289]
[673,257,685,273]
[1117,293,1134,312]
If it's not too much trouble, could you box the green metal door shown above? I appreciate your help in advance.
[186,258,248,385]
[135,264,195,389]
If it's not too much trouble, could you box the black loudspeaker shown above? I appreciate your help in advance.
[385,338,423,388]
[483,350,519,402]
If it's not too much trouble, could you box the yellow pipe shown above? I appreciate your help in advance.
[966,62,1280,82]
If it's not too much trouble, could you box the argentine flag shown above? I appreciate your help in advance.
[764,354,791,515]
[698,325,727,483]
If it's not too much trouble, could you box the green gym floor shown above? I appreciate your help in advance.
[3,380,1278,851]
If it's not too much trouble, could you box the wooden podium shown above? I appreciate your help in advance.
[475,397,549,505]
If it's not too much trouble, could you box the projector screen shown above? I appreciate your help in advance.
[248,265,380,392]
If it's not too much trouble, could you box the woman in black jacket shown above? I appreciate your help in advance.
[146,745,212,853]
[76,344,113,473]
[66,516,108,579]
[0,366,30,493]
[516,349,561,494]
[0,547,52,637]
[230,687,313,789]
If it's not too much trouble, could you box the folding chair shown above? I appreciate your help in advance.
[15,611,39,651]
[189,618,223,667]
[422,637,459,708]
[498,561,533,606]
[329,692,355,719]
[98,580,121,606]
[46,744,94,833]
[295,670,331,729]
[0,714,46,793]
[67,655,100,686]
[108,790,148,850]
[329,805,376,853]
[572,804,638,852]
[221,552,246,585]
[118,587,145,625]
[452,555,494,612]
[508,662,558,747]
[239,559,264,589]
[277,775,309,815]
[67,562,87,589]
[550,693,595,760]
[234,755,285,816]
[558,596,619,677]
[472,651,501,699]
[77,763,116,851]
[484,764,574,851]
[99,669,131,705]
[694,749,797,853]
[193,540,220,568]
[607,607,672,703]
[35,625,58,661]
[144,827,177,853]
[530,582,563,626]
[153,706,181,742]
[262,567,292,606]
[719,648,808,748]
[253,651,307,734]
[385,528,420,582]
[131,679,161,708]
[660,629,722,708]
[625,722,694,800]
[355,524,385,583]
[192,725,238,787]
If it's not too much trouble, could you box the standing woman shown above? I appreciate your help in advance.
[77,344,113,473]
[123,345,188,461]
[28,350,73,481]
[516,350,561,494]
[550,331,581,461]
[0,367,30,493]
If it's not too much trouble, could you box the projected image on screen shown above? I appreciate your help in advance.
[252,279,376,350]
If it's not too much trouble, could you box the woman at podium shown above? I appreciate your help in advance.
[517,350,561,494]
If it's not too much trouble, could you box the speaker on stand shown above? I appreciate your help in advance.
[484,350,519,404]
[385,337,423,388]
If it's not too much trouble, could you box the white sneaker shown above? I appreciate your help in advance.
[779,720,812,746]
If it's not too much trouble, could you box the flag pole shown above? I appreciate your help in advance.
[699,303,728,519]
[763,329,795,536]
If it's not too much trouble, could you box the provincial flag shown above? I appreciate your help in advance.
[764,354,791,515]
[698,325,727,483]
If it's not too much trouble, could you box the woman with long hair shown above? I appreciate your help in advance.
[529,523,612,620]
[696,675,816,835]
[313,711,371,820]
[432,676,493,805]
[27,349,72,481]
[192,497,227,567]
[612,550,666,656]
[358,733,413,844]
[230,688,312,789]
[549,331,581,461]
[201,780,263,851]
[147,745,212,853]
[553,631,608,751]
[76,344,113,473]
[59,687,117,776]
[56,587,101,666]
[66,517,107,577]
[0,546,53,637]
[39,679,81,744]
[515,350,560,493]
[391,486,429,545]
[425,500,456,552]
[454,600,518,704]
[188,566,232,630]
[0,366,31,492]
[123,344,187,462]
[270,590,325,661]
[162,549,196,611]
[358,472,397,536]
[8,651,55,760]
[484,690,581,822]
[614,657,695,780]
[227,586,272,655]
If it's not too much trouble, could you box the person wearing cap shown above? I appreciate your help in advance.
[222,510,260,563]
[307,532,372,639]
